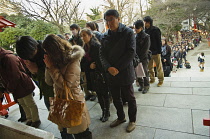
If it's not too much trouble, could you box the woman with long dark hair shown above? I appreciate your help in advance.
[80,28,110,122]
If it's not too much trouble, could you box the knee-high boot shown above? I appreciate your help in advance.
[97,94,105,121]
[101,95,110,122]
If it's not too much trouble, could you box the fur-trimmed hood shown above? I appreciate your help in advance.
[70,45,85,61]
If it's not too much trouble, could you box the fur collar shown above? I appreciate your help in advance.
[70,45,85,61]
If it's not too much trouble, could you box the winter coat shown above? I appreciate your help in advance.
[81,37,107,91]
[93,31,103,42]
[145,26,162,55]
[136,30,150,62]
[69,35,84,47]
[161,45,172,67]
[45,45,90,134]
[0,48,35,102]
[100,23,136,86]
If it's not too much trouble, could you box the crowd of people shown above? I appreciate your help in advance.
[0,9,205,139]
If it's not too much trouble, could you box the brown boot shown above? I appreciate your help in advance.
[126,122,136,132]
[110,118,126,128]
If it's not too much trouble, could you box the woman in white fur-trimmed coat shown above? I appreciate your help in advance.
[43,34,91,139]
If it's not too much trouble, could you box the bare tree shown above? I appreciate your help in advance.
[8,0,84,33]
[0,0,21,14]
[102,0,149,25]
[102,0,130,23]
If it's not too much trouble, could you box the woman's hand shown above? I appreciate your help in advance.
[44,54,53,68]
[90,62,96,69]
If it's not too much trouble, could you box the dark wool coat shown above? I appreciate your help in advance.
[145,26,162,55]
[100,23,136,86]
[136,30,150,62]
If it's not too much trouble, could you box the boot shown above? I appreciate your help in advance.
[74,129,92,139]
[101,109,110,122]
[138,85,143,91]
[100,111,104,121]
[60,128,74,139]
[142,86,149,94]
[101,96,110,122]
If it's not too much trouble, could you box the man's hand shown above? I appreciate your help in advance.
[24,60,38,74]
[108,67,119,76]
[163,59,166,62]
[90,62,96,69]
[44,54,53,68]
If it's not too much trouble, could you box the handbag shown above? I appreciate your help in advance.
[48,81,84,128]
[135,62,145,78]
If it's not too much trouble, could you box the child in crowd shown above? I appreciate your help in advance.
[172,57,178,72]
[198,52,205,72]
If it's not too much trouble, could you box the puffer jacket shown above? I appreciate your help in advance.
[45,45,90,134]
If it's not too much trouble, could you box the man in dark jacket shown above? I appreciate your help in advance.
[100,9,137,133]
[69,24,84,47]
[0,47,41,128]
[143,16,164,87]
[134,20,150,94]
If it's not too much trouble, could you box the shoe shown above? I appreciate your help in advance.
[126,122,136,132]
[138,86,143,91]
[18,117,27,122]
[102,111,110,122]
[157,82,163,87]
[149,80,155,84]
[85,95,91,101]
[110,118,126,128]
[142,88,149,94]
[100,111,104,121]
[26,120,32,126]
[31,120,41,128]
[90,95,97,101]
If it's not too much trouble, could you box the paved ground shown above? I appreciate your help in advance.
[1,40,210,139]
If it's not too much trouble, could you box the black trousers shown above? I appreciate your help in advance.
[109,84,137,122]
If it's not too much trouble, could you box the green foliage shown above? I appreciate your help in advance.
[86,7,102,21]
[0,14,60,50]
[76,20,87,28]
[29,20,59,40]
[0,27,27,50]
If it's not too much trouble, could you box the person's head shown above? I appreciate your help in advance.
[70,24,80,36]
[57,34,65,40]
[104,9,120,32]
[94,22,99,31]
[133,20,144,34]
[143,16,153,29]
[201,52,204,56]
[42,34,72,68]
[80,28,93,44]
[16,36,38,60]
[64,33,71,40]
[86,22,96,31]
[161,38,167,45]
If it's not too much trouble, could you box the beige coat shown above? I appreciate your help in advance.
[45,45,91,134]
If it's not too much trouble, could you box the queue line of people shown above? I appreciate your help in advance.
[0,9,171,139]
